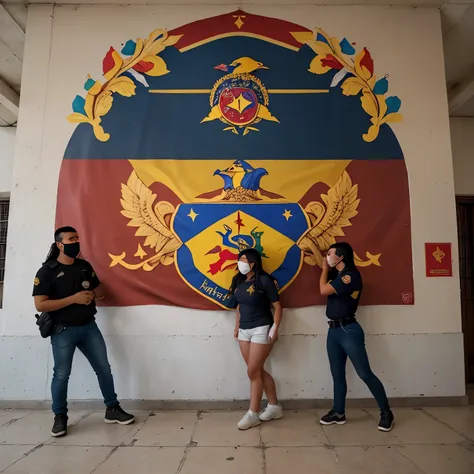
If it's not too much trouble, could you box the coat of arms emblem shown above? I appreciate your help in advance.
[111,158,379,308]
[201,57,279,135]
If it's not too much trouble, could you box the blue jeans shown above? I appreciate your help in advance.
[51,321,118,415]
[327,322,390,414]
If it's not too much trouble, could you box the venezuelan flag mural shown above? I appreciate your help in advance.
[58,10,414,309]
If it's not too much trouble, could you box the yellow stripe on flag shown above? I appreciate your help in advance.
[130,160,351,203]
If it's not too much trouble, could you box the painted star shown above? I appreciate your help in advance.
[134,243,147,260]
[227,93,252,114]
[233,15,245,29]
[188,208,198,222]
[283,209,292,221]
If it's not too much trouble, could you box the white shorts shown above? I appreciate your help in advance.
[238,325,271,344]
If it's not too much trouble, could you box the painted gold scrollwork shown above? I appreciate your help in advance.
[108,172,182,270]
[292,28,402,143]
[67,29,182,141]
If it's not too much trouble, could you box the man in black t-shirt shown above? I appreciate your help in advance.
[33,226,134,437]
[318,242,394,432]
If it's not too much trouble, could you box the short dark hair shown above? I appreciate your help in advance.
[329,242,355,268]
[54,226,77,243]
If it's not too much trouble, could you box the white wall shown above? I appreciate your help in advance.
[451,117,474,196]
[0,127,15,194]
[0,5,465,404]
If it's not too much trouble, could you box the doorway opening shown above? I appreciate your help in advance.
[456,196,474,384]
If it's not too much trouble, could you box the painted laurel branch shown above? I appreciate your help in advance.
[67,29,182,142]
[108,171,182,271]
[292,29,402,143]
[297,171,381,268]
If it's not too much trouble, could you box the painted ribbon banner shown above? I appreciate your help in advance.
[58,10,414,309]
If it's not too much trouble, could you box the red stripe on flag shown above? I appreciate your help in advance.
[284,159,414,307]
[56,159,413,309]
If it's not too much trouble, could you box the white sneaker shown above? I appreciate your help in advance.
[238,411,261,430]
[259,404,283,421]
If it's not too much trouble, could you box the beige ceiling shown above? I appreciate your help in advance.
[0,3,25,125]
[442,3,474,117]
[0,0,454,5]
[0,0,472,125]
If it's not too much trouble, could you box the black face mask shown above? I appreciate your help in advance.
[62,242,80,259]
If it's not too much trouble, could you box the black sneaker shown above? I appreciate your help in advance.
[319,410,347,425]
[104,405,135,425]
[378,409,394,432]
[51,414,68,437]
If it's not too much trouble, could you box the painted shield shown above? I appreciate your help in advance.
[219,87,259,126]
[172,203,310,308]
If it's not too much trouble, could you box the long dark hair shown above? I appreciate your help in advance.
[329,242,356,270]
[43,226,77,265]
[229,248,275,294]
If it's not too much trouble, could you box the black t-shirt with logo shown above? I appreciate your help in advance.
[32,259,101,326]
[326,268,363,320]
[230,275,280,330]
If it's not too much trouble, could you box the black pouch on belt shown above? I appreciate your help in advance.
[35,312,56,338]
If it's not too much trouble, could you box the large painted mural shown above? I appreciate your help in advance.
[58,10,414,309]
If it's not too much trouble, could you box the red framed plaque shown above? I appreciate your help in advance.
[425,243,452,277]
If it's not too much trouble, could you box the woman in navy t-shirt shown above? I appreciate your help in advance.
[319,242,394,432]
[228,248,283,430]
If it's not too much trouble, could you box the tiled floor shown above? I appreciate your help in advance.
[0,407,473,473]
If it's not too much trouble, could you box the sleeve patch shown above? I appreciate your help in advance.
[342,275,351,284]
[34,277,40,286]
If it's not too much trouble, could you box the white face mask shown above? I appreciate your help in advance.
[326,254,342,268]
[238,261,252,275]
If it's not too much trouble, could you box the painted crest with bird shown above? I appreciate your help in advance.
[112,162,380,277]
[212,159,271,201]
[201,57,279,135]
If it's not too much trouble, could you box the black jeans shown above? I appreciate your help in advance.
[327,322,390,414]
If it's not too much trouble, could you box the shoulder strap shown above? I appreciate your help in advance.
[45,260,60,270]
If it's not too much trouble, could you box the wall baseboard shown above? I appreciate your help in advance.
[0,395,468,411]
